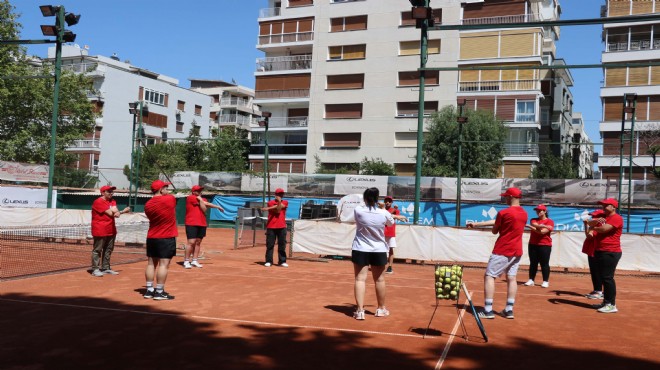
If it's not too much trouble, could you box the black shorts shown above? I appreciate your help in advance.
[185,225,207,239]
[146,237,176,259]
[351,250,388,267]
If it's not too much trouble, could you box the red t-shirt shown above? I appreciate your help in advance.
[582,230,597,257]
[492,206,529,257]
[595,213,623,253]
[384,207,400,237]
[528,218,554,246]
[91,197,116,237]
[185,195,208,227]
[265,199,288,229]
[145,194,178,239]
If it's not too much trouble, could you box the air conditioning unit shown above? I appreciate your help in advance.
[551,122,560,130]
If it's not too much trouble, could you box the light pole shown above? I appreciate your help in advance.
[128,101,146,210]
[625,94,636,232]
[455,100,468,226]
[259,112,272,206]
[618,93,636,225]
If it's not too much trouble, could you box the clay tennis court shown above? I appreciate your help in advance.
[1,227,658,370]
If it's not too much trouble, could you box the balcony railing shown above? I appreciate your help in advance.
[255,89,310,99]
[250,144,307,155]
[68,139,100,149]
[607,39,660,52]
[462,14,537,26]
[258,32,314,45]
[61,62,99,74]
[219,97,251,108]
[504,143,539,157]
[218,114,257,126]
[254,116,308,128]
[458,79,539,92]
[259,7,281,18]
[256,55,312,72]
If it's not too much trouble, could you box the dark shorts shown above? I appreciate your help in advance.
[146,237,176,259]
[351,250,388,267]
[185,225,207,239]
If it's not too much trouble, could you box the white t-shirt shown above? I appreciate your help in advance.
[351,205,395,253]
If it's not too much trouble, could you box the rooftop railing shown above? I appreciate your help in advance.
[462,14,537,25]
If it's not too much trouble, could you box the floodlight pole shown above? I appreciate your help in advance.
[260,112,272,206]
[413,0,430,225]
[626,97,637,232]
[455,101,467,226]
[46,6,65,208]
[128,101,144,210]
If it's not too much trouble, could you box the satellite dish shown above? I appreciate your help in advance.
[337,193,364,223]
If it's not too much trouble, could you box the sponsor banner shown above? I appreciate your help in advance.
[563,180,609,203]
[0,160,49,183]
[199,172,242,191]
[336,194,364,222]
[388,176,442,199]
[441,178,503,201]
[287,174,335,195]
[166,171,199,190]
[334,175,388,196]
[240,174,288,192]
[0,187,55,208]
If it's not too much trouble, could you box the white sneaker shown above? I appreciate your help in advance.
[191,260,203,268]
[92,269,104,277]
[541,281,549,288]
[183,261,192,269]
[597,303,618,313]
[353,310,365,320]
[264,262,272,267]
[375,307,390,317]
[280,263,289,268]
[523,279,535,286]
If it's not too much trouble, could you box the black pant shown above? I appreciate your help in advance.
[587,255,602,292]
[528,244,552,281]
[595,251,622,305]
[265,228,287,265]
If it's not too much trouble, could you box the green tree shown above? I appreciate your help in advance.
[531,153,578,179]
[203,126,250,172]
[359,157,396,176]
[123,141,188,188]
[423,105,507,178]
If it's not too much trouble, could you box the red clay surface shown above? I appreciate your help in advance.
[1,227,658,370]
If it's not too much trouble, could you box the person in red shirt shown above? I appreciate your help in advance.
[261,188,288,267]
[381,196,408,274]
[524,204,555,288]
[183,185,225,269]
[583,209,605,300]
[143,180,178,300]
[588,198,624,313]
[467,187,528,320]
[90,185,130,277]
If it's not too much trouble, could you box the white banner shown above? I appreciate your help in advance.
[0,160,49,183]
[240,174,288,192]
[336,193,364,223]
[441,178,503,201]
[166,171,199,190]
[333,175,388,196]
[0,186,56,208]
[563,180,609,203]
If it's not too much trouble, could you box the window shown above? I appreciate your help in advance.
[516,101,536,123]
[400,9,442,27]
[194,105,202,116]
[285,133,307,144]
[399,40,441,56]
[327,74,365,89]
[396,101,438,117]
[323,133,361,148]
[398,70,439,86]
[177,100,185,111]
[395,132,418,147]
[143,88,167,106]
[325,103,363,118]
[328,44,366,60]
[176,122,184,133]
[330,15,367,32]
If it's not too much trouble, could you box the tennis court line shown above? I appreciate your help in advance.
[435,296,469,370]
[0,297,439,340]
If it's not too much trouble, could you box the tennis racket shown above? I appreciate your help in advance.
[461,282,488,343]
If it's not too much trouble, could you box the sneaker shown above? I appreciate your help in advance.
[597,303,618,313]
[92,269,104,277]
[385,266,393,274]
[478,310,495,319]
[353,310,365,320]
[523,279,535,286]
[102,269,119,275]
[501,309,515,319]
[153,291,175,300]
[143,289,155,299]
[541,281,549,288]
[375,307,390,317]
[183,261,192,269]
[586,291,603,300]
[191,261,203,268]
[264,262,272,267]
[280,263,289,267]
[591,302,606,309]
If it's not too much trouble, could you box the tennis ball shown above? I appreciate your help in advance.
[443,284,451,291]
[450,290,458,298]
[451,275,458,281]
[435,269,441,276]
[436,282,442,287]
[444,277,451,283]
[450,281,457,287]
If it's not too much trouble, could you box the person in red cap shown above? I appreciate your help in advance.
[524,204,555,288]
[380,196,408,274]
[587,198,623,313]
[183,185,225,269]
[143,180,178,300]
[261,188,289,267]
[466,187,528,319]
[582,210,605,300]
[90,185,130,277]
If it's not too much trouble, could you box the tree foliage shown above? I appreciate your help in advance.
[639,123,660,179]
[359,157,396,176]
[531,153,578,179]
[422,105,507,178]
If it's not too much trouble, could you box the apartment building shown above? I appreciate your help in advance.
[599,0,660,180]
[570,112,595,179]
[254,0,572,177]
[51,45,212,189]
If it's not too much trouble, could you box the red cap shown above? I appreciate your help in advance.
[598,198,619,208]
[533,204,547,211]
[150,180,171,193]
[589,210,606,217]
[384,195,393,201]
[274,188,285,194]
[500,187,522,198]
[191,185,204,192]
[100,185,116,194]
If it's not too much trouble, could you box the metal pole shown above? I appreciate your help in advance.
[135,101,144,193]
[626,98,637,232]
[265,117,271,200]
[128,112,137,209]
[618,95,627,206]
[47,7,65,208]
[262,117,270,207]
[455,104,465,227]
[413,0,429,225]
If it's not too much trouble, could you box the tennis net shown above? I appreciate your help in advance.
[0,221,149,281]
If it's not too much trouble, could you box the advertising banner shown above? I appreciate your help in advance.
[563,179,610,203]
[334,175,388,196]
[240,174,288,192]
[199,172,242,191]
[166,171,199,190]
[0,187,55,208]
[0,160,49,183]
[441,178,503,201]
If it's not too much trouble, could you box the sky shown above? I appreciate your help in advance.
[12,0,606,150]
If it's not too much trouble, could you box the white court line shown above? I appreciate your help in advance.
[435,296,468,370]
[0,297,437,340]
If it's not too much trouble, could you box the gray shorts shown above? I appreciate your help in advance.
[485,254,521,278]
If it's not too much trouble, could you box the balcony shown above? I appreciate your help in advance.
[462,14,537,26]
[219,97,251,108]
[255,116,308,129]
[607,39,660,52]
[249,144,307,155]
[504,143,539,157]
[256,55,312,72]
[67,139,100,150]
[259,7,281,18]
[258,32,313,46]
[255,89,310,100]
[217,114,257,126]
[458,80,539,92]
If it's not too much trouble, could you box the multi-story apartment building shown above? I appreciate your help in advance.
[255,0,570,177]
[570,113,595,178]
[599,0,660,180]
[51,45,212,189]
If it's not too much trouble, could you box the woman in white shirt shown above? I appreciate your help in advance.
[351,187,396,320]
